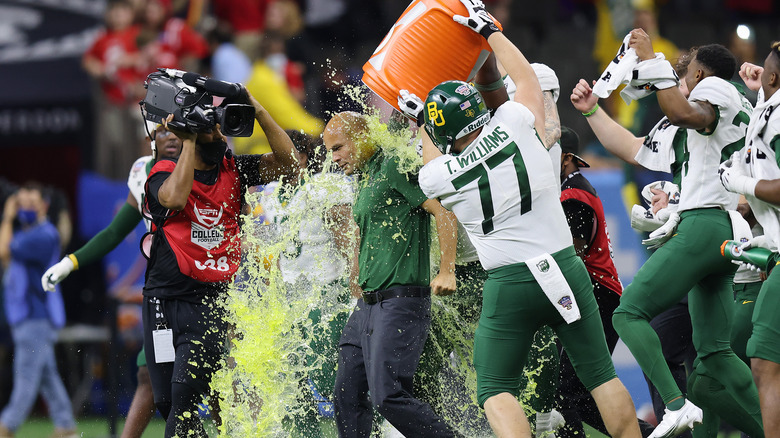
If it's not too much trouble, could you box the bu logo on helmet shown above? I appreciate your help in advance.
[427,102,445,126]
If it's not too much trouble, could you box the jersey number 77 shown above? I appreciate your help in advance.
[451,141,532,235]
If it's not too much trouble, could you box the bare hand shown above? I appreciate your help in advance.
[629,28,655,61]
[162,113,196,143]
[739,62,764,92]
[431,271,456,296]
[2,194,17,221]
[570,79,599,113]
[650,188,669,214]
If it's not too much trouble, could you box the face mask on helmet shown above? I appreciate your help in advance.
[424,80,490,155]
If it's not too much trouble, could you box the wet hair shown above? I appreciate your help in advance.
[675,47,698,77]
[286,130,327,174]
[694,44,737,80]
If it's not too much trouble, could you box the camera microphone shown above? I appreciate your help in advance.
[180,72,242,99]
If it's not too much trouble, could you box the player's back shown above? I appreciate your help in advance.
[420,101,572,270]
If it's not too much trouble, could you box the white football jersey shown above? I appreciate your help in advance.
[744,90,780,251]
[262,172,355,284]
[420,101,572,270]
[676,77,752,212]
[127,155,154,231]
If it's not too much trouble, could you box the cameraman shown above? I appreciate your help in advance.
[142,88,300,438]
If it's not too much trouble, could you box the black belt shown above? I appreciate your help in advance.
[362,286,430,305]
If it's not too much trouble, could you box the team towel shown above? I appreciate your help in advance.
[527,253,581,324]
[593,33,678,104]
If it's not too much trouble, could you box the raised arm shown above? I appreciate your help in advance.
[247,91,301,182]
[570,79,643,165]
[629,28,716,130]
[453,0,544,135]
[541,90,561,149]
[157,115,197,210]
[488,33,545,136]
[474,53,509,111]
[0,195,15,269]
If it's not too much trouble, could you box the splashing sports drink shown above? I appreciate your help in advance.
[720,240,777,273]
[362,0,502,110]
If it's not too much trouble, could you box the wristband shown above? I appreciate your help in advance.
[741,177,758,197]
[68,253,79,270]
[474,77,505,92]
[480,22,500,40]
[582,104,599,117]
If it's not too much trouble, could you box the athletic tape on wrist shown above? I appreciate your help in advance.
[474,78,505,92]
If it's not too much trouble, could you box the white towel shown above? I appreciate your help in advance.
[593,34,637,99]
[630,204,665,232]
[619,55,679,104]
[632,180,680,233]
[592,33,678,102]
[526,253,581,324]
[640,180,680,213]
[728,210,753,243]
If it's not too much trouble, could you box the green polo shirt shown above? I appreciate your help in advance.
[353,151,430,292]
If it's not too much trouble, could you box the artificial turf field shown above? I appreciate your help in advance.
[12,417,749,437]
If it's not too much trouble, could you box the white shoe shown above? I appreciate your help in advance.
[535,409,565,437]
[649,400,703,438]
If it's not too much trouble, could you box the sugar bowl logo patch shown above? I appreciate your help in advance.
[455,84,471,96]
[558,295,573,310]
[191,202,224,250]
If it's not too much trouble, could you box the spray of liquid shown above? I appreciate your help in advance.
[209,82,557,437]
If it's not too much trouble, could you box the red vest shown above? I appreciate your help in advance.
[560,186,623,295]
[148,157,242,283]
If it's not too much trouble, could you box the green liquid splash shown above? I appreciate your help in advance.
[209,83,557,437]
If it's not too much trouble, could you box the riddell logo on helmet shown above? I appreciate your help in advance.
[465,117,488,132]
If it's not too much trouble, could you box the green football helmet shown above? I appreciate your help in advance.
[423,80,490,154]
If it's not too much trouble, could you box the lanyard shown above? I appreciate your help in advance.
[151,297,168,330]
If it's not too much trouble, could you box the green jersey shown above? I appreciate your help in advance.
[353,151,430,292]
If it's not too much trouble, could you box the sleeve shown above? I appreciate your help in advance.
[386,159,428,208]
[10,227,59,265]
[688,77,732,109]
[494,101,535,129]
[127,156,152,209]
[145,171,172,219]
[767,107,780,167]
[561,198,596,244]
[419,156,456,200]
[234,154,264,189]
[72,203,143,267]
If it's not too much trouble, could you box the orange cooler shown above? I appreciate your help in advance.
[362,0,501,111]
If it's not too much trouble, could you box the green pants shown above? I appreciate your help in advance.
[613,209,761,427]
[732,281,761,365]
[474,246,614,407]
[291,281,351,438]
[748,262,780,363]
